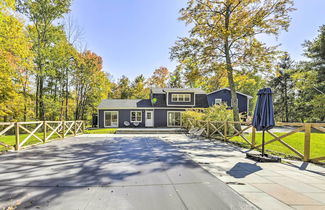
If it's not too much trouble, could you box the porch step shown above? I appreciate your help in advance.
[116,128,186,134]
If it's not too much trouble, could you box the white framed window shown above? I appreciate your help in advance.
[167,111,182,127]
[104,111,118,127]
[171,94,191,102]
[130,111,142,122]
[215,98,222,105]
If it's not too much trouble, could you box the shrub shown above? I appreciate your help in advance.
[182,103,233,127]
[204,103,233,122]
[182,110,205,127]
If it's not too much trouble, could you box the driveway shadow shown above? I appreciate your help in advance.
[226,162,262,178]
[0,136,203,209]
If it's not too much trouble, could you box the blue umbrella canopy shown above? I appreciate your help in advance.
[252,88,275,131]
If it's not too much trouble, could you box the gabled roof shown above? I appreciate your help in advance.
[208,88,253,99]
[98,99,152,109]
[151,88,206,94]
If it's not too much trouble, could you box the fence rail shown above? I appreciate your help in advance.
[0,121,85,151]
[184,118,325,163]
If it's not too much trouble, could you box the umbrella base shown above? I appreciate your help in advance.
[246,153,281,163]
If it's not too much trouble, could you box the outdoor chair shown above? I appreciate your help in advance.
[133,122,140,127]
[195,128,205,138]
[124,121,130,126]
[187,127,199,137]
[187,127,205,139]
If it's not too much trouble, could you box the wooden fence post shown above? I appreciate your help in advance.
[304,123,311,162]
[82,121,85,133]
[15,122,20,151]
[43,121,47,143]
[62,121,65,139]
[224,121,228,141]
[73,121,77,136]
[251,127,256,148]
[206,121,210,137]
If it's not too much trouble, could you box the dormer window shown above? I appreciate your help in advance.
[172,94,191,102]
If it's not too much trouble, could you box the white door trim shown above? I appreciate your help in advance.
[145,111,154,127]
[167,111,182,127]
[104,111,119,128]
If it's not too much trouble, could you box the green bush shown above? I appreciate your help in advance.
[204,103,233,122]
[182,103,233,128]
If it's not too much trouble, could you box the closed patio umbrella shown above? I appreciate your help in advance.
[252,88,275,156]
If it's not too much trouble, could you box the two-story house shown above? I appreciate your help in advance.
[96,88,252,128]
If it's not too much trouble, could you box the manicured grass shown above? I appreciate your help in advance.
[0,128,116,151]
[229,132,325,161]
[84,128,117,134]
[0,132,62,151]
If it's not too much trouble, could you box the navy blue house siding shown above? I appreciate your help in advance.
[99,109,186,128]
[152,94,166,107]
[207,89,248,113]
[195,94,209,108]
[98,88,252,128]
[99,109,147,128]
[153,109,186,127]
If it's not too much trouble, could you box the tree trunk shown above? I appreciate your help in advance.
[65,68,69,120]
[284,77,289,122]
[35,75,39,119]
[39,76,44,120]
[224,4,240,130]
[23,83,27,122]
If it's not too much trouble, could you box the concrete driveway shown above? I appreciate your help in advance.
[0,135,256,210]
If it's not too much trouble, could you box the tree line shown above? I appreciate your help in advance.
[1,0,110,122]
[1,0,324,123]
[110,0,324,123]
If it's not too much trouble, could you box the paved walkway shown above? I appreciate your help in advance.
[0,135,256,210]
[161,134,325,210]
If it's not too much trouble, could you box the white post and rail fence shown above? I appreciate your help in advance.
[0,121,85,151]
[183,118,325,164]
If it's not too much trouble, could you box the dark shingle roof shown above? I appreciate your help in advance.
[207,88,253,99]
[151,88,206,94]
[98,99,152,109]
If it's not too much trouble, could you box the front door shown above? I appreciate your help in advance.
[145,111,154,127]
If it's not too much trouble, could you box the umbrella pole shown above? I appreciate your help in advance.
[262,130,265,156]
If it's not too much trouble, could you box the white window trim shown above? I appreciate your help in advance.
[104,111,119,128]
[171,94,191,102]
[215,98,222,105]
[167,111,183,127]
[130,111,142,122]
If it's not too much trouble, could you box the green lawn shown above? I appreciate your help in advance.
[84,128,117,134]
[0,128,116,151]
[229,132,325,161]
[0,132,62,151]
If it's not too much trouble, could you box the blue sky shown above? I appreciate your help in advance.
[70,0,325,81]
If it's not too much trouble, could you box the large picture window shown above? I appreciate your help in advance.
[171,94,191,102]
[130,111,142,122]
[104,111,118,127]
[167,111,182,127]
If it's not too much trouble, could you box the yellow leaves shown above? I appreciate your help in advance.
[0,0,15,11]
[0,1,34,119]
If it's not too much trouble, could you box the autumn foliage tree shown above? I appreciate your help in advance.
[147,67,170,88]
[74,51,110,120]
[171,0,295,123]
[0,0,34,121]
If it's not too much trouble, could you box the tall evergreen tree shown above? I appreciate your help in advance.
[269,53,295,122]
